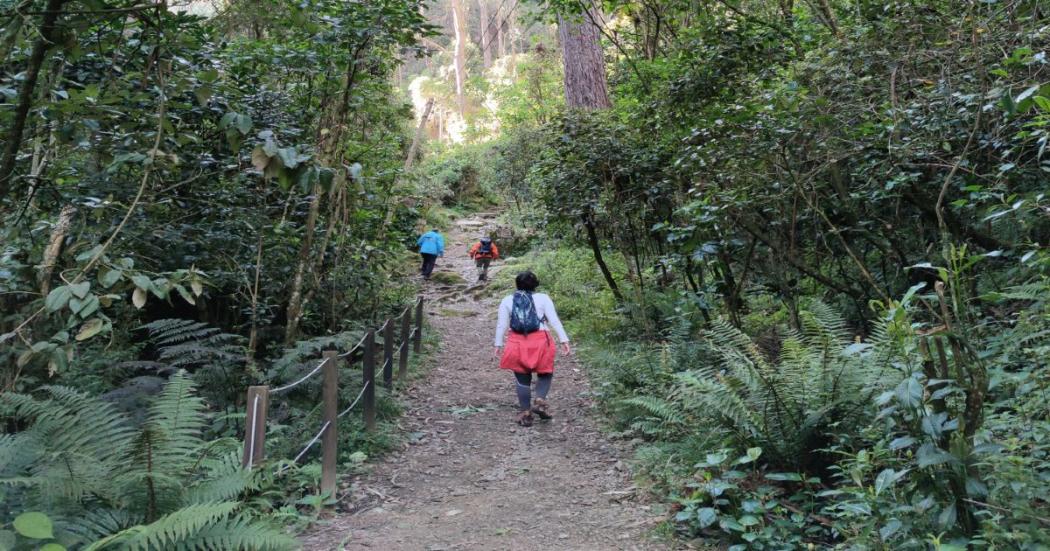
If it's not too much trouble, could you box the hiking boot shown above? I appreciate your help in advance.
[531,398,553,420]
[516,410,534,427]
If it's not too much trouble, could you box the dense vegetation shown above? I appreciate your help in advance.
[420,0,1049,548]
[1,0,435,547]
[3,0,1048,548]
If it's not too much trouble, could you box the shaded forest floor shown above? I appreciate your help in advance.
[301,214,676,550]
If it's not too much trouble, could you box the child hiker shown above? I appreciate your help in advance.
[494,271,572,427]
[416,228,444,280]
[468,236,499,281]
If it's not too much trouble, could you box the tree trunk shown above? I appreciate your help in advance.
[451,0,469,116]
[479,0,492,68]
[247,231,264,364]
[284,42,368,343]
[558,10,611,110]
[805,0,840,35]
[38,204,76,296]
[0,0,67,205]
[583,214,624,302]
[505,20,514,55]
[378,96,434,236]
[284,185,323,344]
[497,20,505,58]
[404,98,434,172]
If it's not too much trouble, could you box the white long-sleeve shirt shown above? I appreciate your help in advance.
[495,293,569,346]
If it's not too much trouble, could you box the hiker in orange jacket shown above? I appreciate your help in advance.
[468,237,499,281]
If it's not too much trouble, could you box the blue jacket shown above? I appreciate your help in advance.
[417,231,444,256]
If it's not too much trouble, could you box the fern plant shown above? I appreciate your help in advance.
[618,395,689,438]
[139,319,245,370]
[0,372,297,550]
[666,303,899,471]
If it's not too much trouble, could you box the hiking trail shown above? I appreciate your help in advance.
[302,214,675,551]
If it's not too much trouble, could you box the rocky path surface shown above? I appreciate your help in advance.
[302,214,673,551]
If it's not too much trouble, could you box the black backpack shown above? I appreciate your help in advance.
[509,291,541,334]
[478,239,493,256]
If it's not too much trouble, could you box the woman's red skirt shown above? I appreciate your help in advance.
[499,330,556,375]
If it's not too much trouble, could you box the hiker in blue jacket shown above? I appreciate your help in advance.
[417,229,445,280]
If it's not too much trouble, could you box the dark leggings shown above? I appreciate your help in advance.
[420,253,437,277]
[514,372,552,410]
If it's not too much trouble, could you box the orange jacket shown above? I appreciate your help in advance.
[469,241,499,259]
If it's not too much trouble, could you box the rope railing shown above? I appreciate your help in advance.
[337,331,371,359]
[275,420,332,475]
[338,380,371,419]
[270,358,327,394]
[240,295,426,497]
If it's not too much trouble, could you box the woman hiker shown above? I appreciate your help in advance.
[416,228,445,280]
[494,271,572,426]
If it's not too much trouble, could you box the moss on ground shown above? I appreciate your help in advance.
[430,271,467,285]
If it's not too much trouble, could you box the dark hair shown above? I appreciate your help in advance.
[515,271,539,292]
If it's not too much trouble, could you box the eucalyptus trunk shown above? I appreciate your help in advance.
[558,10,611,110]
[479,0,492,68]
[451,0,469,116]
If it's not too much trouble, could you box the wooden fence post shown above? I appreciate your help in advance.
[383,319,394,390]
[242,385,269,469]
[363,331,376,432]
[399,307,411,382]
[414,296,424,354]
[320,350,338,496]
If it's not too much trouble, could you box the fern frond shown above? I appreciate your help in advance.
[140,319,220,346]
[186,451,256,504]
[1,387,134,503]
[800,299,852,346]
[993,282,1049,303]
[141,319,245,369]
[148,371,207,447]
[61,507,143,546]
[84,501,240,551]
[170,514,299,551]
[118,372,207,511]
[619,396,686,427]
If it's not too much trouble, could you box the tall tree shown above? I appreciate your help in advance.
[451,0,469,115]
[0,0,68,205]
[554,5,617,299]
[479,0,492,69]
[497,19,505,58]
[557,9,610,109]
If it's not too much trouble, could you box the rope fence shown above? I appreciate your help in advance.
[337,330,372,359]
[270,358,326,394]
[241,295,426,496]
[338,380,371,419]
[275,421,332,476]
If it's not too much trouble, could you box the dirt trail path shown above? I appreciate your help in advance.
[302,214,672,551]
